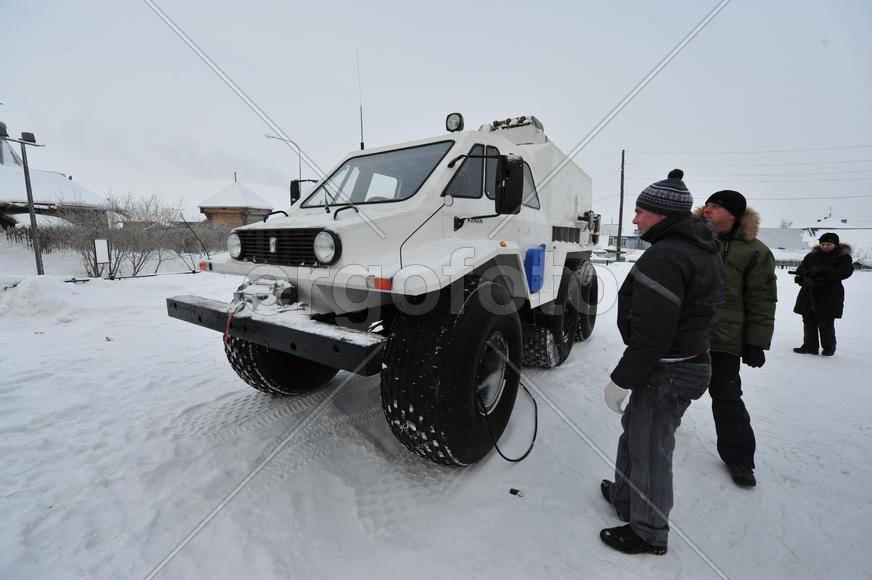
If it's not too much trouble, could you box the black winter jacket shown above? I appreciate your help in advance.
[611,214,724,390]
[793,244,853,318]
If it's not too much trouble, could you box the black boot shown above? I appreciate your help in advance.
[727,463,756,487]
[600,524,667,555]
[793,347,818,354]
[600,480,629,522]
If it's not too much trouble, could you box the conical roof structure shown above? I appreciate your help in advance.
[199,182,272,210]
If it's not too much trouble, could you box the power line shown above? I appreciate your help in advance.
[629,145,872,155]
[627,159,872,168]
[623,168,872,178]
[486,0,734,239]
[594,192,872,203]
[580,151,621,170]
[680,177,872,183]
[534,0,733,191]
[141,0,326,181]
[749,194,872,201]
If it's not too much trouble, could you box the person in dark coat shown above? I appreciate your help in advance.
[793,232,853,356]
[600,170,724,556]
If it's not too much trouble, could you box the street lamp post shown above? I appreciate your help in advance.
[265,134,302,181]
[0,122,45,275]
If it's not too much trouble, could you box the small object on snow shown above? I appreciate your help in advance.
[509,488,524,497]
[105,336,113,342]
[34,331,45,335]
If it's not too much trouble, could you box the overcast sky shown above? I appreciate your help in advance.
[2,0,871,227]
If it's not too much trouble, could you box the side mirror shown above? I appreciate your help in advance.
[290,180,301,205]
[495,154,523,215]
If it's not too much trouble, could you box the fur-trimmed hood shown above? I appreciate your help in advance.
[693,206,761,241]
[810,243,853,257]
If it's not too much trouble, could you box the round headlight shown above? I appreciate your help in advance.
[313,230,339,264]
[227,233,242,259]
[446,112,464,132]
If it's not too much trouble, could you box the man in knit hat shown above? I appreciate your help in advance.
[600,170,724,555]
[701,190,776,487]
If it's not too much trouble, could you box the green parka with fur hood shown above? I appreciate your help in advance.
[695,206,777,356]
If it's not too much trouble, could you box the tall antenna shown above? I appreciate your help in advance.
[356,51,365,150]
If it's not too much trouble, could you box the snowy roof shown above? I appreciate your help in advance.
[199,182,272,210]
[0,140,23,166]
[796,215,872,229]
[0,165,107,208]
[8,213,76,228]
[757,228,807,251]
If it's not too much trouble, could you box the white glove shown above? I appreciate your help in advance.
[604,381,630,414]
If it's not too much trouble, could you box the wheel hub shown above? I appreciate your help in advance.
[476,331,509,415]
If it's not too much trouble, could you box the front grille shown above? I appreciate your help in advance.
[237,228,321,266]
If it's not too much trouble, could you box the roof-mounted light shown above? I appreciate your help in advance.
[446,113,464,132]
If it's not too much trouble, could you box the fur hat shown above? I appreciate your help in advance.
[819,232,839,245]
[636,169,692,215]
[705,190,747,218]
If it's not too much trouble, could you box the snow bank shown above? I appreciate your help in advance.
[1,254,871,579]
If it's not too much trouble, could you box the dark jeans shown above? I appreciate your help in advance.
[709,351,757,469]
[802,313,836,353]
[610,357,710,547]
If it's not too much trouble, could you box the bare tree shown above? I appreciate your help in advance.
[779,218,794,228]
[22,193,231,278]
[853,246,872,268]
[167,219,231,270]
[108,193,185,276]
[50,208,127,277]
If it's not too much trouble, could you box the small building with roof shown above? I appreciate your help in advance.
[198,180,273,227]
[0,140,108,229]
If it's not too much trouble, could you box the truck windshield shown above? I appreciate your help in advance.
[301,141,453,207]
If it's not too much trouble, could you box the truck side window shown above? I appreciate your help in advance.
[444,144,484,198]
[522,162,540,209]
[484,146,499,200]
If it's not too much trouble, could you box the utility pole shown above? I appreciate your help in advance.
[615,149,625,262]
[0,122,45,275]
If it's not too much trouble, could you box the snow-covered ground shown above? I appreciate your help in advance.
[1,240,871,579]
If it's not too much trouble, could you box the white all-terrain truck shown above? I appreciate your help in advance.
[167,114,601,466]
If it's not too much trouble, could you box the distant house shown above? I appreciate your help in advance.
[759,219,872,269]
[600,222,648,250]
[802,222,872,269]
[198,182,273,227]
[0,140,108,229]
[757,228,808,269]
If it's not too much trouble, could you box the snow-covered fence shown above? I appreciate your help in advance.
[4,225,76,254]
[4,193,232,277]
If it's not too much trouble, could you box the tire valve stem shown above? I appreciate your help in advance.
[509,488,524,497]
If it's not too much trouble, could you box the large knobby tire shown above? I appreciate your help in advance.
[522,266,581,367]
[574,260,598,341]
[380,280,522,466]
[224,336,339,396]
